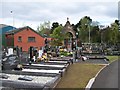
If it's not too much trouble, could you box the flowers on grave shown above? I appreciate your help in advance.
[36,53,50,62]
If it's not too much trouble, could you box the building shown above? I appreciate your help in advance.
[0,24,16,47]
[5,26,45,52]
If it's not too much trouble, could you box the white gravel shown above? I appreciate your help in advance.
[1,73,55,84]
[28,64,66,68]
[22,69,61,73]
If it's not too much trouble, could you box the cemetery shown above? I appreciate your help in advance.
[1,40,119,89]
[1,19,119,89]
[0,46,72,90]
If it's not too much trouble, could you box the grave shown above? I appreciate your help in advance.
[1,72,61,90]
[50,57,73,64]
[1,47,72,90]
[22,63,69,77]
[23,64,66,70]
[41,61,69,65]
[6,48,13,56]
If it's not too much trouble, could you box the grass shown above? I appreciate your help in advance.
[55,63,104,88]
[106,56,119,63]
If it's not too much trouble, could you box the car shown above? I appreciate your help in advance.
[2,54,21,70]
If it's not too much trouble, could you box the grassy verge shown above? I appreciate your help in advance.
[55,63,104,88]
[106,56,119,63]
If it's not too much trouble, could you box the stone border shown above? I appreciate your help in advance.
[23,65,65,70]
[1,70,60,77]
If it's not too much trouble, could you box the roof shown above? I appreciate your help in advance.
[6,26,44,37]
[0,24,16,34]
[0,24,8,28]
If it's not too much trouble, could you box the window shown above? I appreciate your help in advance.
[18,36,22,42]
[28,37,35,42]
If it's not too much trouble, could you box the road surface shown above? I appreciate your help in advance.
[91,60,119,90]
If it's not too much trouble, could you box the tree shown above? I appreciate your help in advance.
[100,26,110,44]
[37,21,51,37]
[50,25,64,46]
[109,21,119,44]
[90,26,100,43]
[102,20,119,45]
[51,22,59,33]
[76,16,92,43]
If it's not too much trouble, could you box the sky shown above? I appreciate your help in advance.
[0,0,119,30]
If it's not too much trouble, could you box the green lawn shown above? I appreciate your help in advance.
[55,56,119,88]
[55,63,104,88]
[106,56,119,63]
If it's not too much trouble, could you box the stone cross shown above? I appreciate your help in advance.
[67,17,69,21]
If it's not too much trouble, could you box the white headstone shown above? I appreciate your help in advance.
[7,48,13,56]
[33,56,36,61]
[38,50,43,58]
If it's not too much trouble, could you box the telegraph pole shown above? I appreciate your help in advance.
[11,11,14,27]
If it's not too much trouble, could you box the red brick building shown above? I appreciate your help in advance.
[5,26,45,52]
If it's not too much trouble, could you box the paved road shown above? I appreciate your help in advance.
[91,60,119,89]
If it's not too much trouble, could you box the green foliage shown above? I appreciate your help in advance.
[76,17,119,44]
[36,18,119,46]
[77,16,93,43]
[102,20,119,44]
[50,25,64,46]
[110,22,119,44]
[60,51,72,56]
[51,22,59,33]
[90,26,100,43]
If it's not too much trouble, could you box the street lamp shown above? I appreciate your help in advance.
[76,32,78,49]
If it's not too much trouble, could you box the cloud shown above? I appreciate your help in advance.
[1,1,118,29]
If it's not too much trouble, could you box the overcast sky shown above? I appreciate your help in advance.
[0,0,119,30]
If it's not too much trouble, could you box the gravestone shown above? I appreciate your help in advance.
[7,48,13,56]
[38,49,43,58]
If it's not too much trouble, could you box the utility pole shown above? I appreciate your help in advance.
[11,11,14,27]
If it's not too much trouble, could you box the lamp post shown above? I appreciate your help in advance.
[76,32,78,49]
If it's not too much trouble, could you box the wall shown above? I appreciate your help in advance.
[5,34,14,47]
[14,28,45,52]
